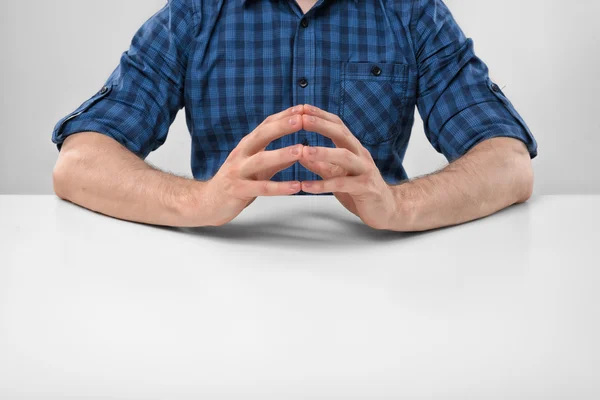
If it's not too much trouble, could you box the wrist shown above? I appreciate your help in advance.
[389,183,419,232]
[173,179,216,227]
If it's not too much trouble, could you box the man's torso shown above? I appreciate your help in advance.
[186,0,417,184]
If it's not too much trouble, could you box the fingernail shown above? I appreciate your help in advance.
[308,147,317,155]
[309,116,316,123]
[291,182,301,190]
[310,107,317,113]
[292,106,299,114]
[303,182,313,188]
[291,146,300,155]
[289,116,298,125]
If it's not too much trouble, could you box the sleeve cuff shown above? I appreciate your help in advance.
[51,84,147,158]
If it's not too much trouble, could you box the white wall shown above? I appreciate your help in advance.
[1,0,598,194]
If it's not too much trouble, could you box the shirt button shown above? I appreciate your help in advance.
[491,83,501,93]
[298,78,309,88]
[301,137,309,146]
[301,18,309,28]
[371,65,382,76]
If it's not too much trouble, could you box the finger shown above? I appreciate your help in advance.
[298,159,359,216]
[303,104,344,125]
[301,176,364,195]
[298,159,346,179]
[240,180,302,198]
[303,105,363,154]
[303,146,367,176]
[242,145,303,177]
[256,105,304,128]
[302,114,362,154]
[242,109,304,155]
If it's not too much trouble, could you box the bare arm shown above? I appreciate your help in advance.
[52,107,305,227]
[53,132,210,227]
[391,137,534,231]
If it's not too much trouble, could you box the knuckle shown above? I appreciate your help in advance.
[229,147,240,158]
[261,181,270,195]
[239,135,250,145]
[334,179,344,191]
[252,124,265,136]
[253,154,265,168]
[358,174,370,184]
[228,164,241,177]
[343,149,355,164]
[362,147,373,159]
[222,179,236,195]
[328,164,338,176]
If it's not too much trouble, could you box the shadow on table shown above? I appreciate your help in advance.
[55,195,532,249]
[156,200,532,249]
[157,209,436,249]
[55,197,432,249]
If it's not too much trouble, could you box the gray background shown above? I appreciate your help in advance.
[1,0,598,194]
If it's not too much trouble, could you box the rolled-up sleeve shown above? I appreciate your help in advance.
[412,0,538,162]
[51,0,196,158]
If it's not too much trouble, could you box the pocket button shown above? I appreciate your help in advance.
[371,65,382,76]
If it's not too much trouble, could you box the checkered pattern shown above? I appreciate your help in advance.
[52,0,537,193]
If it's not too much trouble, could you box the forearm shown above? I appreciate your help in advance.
[53,132,214,227]
[391,137,534,231]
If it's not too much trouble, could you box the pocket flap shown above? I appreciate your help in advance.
[343,61,407,82]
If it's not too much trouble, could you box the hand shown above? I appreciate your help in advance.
[205,107,305,226]
[297,105,400,230]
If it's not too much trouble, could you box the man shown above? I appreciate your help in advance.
[52,0,538,231]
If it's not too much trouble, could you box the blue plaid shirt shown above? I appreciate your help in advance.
[52,0,537,191]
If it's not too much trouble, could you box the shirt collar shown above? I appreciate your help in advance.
[240,0,358,7]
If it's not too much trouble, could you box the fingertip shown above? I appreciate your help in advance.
[302,181,314,192]
[297,144,306,157]
[289,115,300,126]
[304,104,318,114]
[301,144,310,157]
[302,114,317,124]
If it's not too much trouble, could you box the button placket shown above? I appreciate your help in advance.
[292,13,317,182]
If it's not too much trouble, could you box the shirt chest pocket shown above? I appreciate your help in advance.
[340,62,408,145]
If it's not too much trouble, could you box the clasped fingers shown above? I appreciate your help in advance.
[302,146,367,176]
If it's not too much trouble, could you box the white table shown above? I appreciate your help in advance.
[1,195,599,399]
